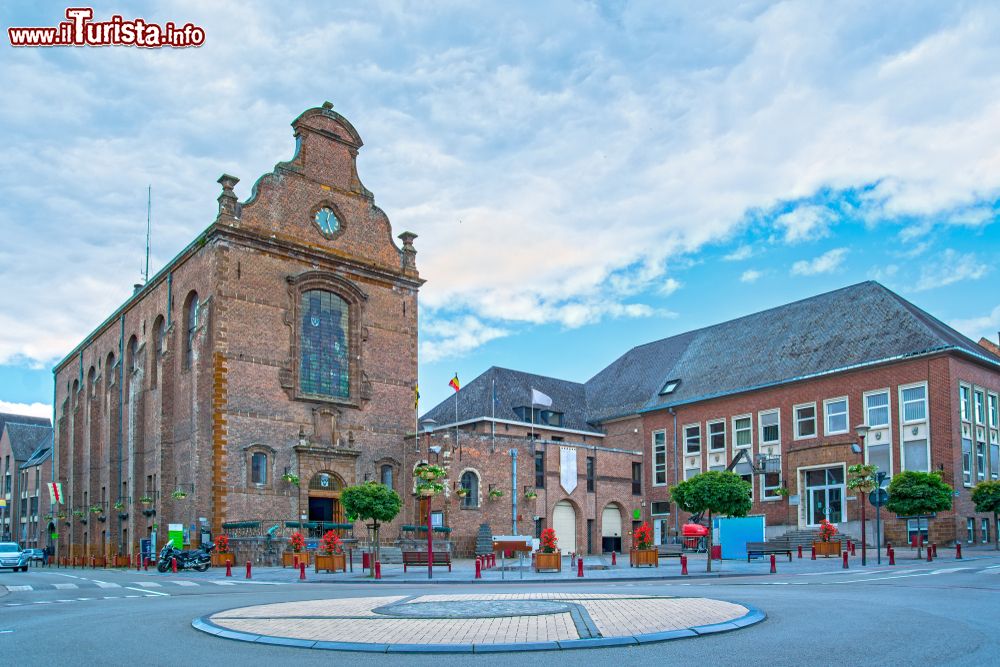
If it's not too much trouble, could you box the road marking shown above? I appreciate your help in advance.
[51,573,84,579]
[0,630,12,633]
[131,582,162,588]
[6,585,32,591]
[930,567,973,575]
[125,595,140,598]
[56,599,76,603]
[53,583,78,589]
[175,581,199,586]
[211,581,235,586]
[90,580,121,589]
[125,586,168,597]
[76,597,92,601]
[33,601,51,604]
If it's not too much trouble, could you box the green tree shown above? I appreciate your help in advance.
[885,471,953,557]
[972,481,1000,551]
[670,471,752,572]
[340,481,402,573]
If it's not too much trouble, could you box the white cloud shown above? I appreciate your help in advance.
[0,401,52,419]
[774,205,833,243]
[791,248,848,276]
[740,269,763,283]
[869,264,899,282]
[723,246,754,261]
[420,315,510,364]
[915,249,989,291]
[951,305,1000,344]
[659,278,682,296]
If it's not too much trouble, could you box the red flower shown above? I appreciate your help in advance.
[320,530,343,555]
[216,534,230,554]
[818,519,838,542]
[540,527,559,554]
[290,531,306,552]
[634,522,653,550]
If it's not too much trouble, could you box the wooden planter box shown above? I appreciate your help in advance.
[315,553,347,573]
[534,551,562,572]
[211,553,235,567]
[813,540,842,558]
[630,548,659,568]
[282,551,310,568]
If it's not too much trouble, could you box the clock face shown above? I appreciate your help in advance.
[314,207,341,235]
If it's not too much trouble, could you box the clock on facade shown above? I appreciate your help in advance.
[314,207,340,235]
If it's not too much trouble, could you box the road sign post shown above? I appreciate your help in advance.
[869,473,888,566]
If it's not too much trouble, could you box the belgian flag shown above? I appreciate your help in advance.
[449,373,460,392]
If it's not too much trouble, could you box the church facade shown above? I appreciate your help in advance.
[52,104,421,559]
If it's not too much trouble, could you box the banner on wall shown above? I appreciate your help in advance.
[560,447,577,493]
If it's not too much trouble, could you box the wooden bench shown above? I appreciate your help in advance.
[657,544,684,559]
[746,541,793,562]
[402,550,452,572]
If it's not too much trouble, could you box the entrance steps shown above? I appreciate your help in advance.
[776,528,862,547]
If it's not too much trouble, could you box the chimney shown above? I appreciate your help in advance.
[133,283,144,295]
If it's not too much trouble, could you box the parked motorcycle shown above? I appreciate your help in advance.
[156,541,215,572]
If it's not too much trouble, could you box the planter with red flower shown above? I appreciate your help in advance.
[813,519,842,557]
[315,530,347,573]
[534,527,562,572]
[630,522,658,567]
[211,534,234,566]
[282,531,310,567]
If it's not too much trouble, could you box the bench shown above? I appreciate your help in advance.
[746,541,793,562]
[402,550,452,572]
[658,544,684,559]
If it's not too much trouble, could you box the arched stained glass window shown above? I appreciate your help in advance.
[460,470,479,509]
[299,289,350,398]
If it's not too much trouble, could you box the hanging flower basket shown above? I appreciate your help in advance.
[524,491,538,500]
[72,509,86,519]
[171,489,188,500]
[488,489,504,500]
[455,488,469,498]
[139,495,154,505]
[415,464,447,481]
[89,504,103,515]
[113,500,125,510]
[417,481,445,497]
[282,472,300,486]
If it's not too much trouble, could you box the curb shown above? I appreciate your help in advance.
[191,600,766,653]
[293,571,762,585]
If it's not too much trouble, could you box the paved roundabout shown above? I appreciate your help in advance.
[192,593,765,653]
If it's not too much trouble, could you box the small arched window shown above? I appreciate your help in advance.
[380,464,394,490]
[460,470,479,509]
[251,452,268,485]
[184,291,199,369]
[105,352,115,392]
[299,289,350,398]
[151,315,164,388]
[126,335,138,372]
[87,367,96,398]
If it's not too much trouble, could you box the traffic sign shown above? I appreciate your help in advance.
[868,488,888,507]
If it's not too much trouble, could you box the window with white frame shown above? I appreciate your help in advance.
[977,440,987,481]
[733,461,754,500]
[989,393,999,429]
[650,501,670,515]
[962,437,973,485]
[733,415,752,448]
[684,466,700,480]
[653,431,667,485]
[960,385,971,422]
[762,472,782,500]
[794,403,816,439]
[760,410,780,446]
[865,391,890,427]
[974,389,986,424]
[708,420,726,450]
[901,385,927,423]
[967,518,975,544]
[982,518,990,544]
[824,397,848,435]
[684,424,701,454]
[991,443,999,480]
[906,519,928,545]
[902,440,928,473]
[869,442,891,475]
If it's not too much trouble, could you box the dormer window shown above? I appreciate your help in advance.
[514,406,563,427]
[659,379,680,395]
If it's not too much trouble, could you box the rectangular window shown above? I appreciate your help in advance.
[901,385,927,423]
[733,415,752,448]
[824,398,848,435]
[906,519,929,545]
[865,391,890,427]
[794,404,816,439]
[653,431,667,486]
[989,393,999,429]
[760,410,780,445]
[733,461,754,500]
[869,443,891,475]
[586,456,595,492]
[967,518,975,544]
[974,389,986,424]
[632,463,642,496]
[762,472,782,500]
[962,438,973,485]
[902,440,928,473]
[650,501,670,515]
[251,452,267,485]
[684,466,700,480]
[960,385,971,422]
[684,424,701,454]
[977,441,987,481]
[535,450,545,489]
[983,518,990,544]
[534,517,544,539]
[991,444,999,480]
[708,420,726,450]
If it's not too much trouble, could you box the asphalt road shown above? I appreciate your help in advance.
[2,555,999,666]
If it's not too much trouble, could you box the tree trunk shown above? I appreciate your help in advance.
[996,513,999,551]
[706,511,713,573]
[371,521,380,577]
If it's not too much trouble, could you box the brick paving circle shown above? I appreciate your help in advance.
[193,593,765,652]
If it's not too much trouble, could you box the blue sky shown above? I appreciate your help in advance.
[0,1,998,418]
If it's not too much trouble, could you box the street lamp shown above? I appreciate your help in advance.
[419,418,437,580]
[854,424,870,566]
[873,471,887,565]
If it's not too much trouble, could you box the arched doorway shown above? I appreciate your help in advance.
[308,471,345,532]
[552,500,577,554]
[601,504,623,553]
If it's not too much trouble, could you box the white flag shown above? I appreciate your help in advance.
[531,388,552,407]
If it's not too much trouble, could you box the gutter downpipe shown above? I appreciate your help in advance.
[669,407,678,540]
[117,313,125,552]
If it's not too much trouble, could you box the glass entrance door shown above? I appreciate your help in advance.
[806,467,845,526]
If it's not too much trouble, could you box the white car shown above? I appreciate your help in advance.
[0,542,30,571]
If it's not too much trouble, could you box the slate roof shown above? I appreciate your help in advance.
[4,422,53,462]
[420,281,1000,432]
[0,412,50,440]
[20,439,52,470]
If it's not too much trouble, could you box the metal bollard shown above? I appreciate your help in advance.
[932,543,938,558]
[850,542,856,556]
[956,543,963,559]
[136,553,141,572]
[246,560,252,579]
[611,551,617,566]
[770,554,776,574]
[797,545,802,559]
[374,560,382,579]
[842,551,849,569]
[225,560,232,577]
[171,557,177,574]
[293,554,299,570]
[299,562,306,581]
[475,558,482,579]
[363,551,370,571]
[144,557,148,571]
[888,548,895,565]
[811,545,816,560]
[926,547,933,563]
[680,555,688,575]
[577,557,584,577]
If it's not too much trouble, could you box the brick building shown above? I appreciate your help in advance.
[0,413,53,544]
[422,282,1000,551]
[52,103,422,560]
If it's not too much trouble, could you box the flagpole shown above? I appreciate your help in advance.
[491,378,496,453]
[454,373,460,461]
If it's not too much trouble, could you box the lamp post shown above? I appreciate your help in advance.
[419,418,437,581]
[853,424,870,566]
[874,470,887,565]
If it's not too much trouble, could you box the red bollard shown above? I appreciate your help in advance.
[888,548,895,565]
[956,543,963,559]
[850,542,856,556]
[293,554,299,570]
[136,553,141,572]
[171,557,177,574]
[797,545,802,559]
[680,555,688,575]
[492,553,496,568]
[362,551,370,571]
[143,557,148,571]
[926,547,933,563]
[770,554,776,574]
[475,558,482,579]
[577,557,584,577]
[374,560,381,579]
[932,543,938,558]
[246,560,252,579]
[611,551,617,566]
[91,556,96,568]
[299,562,306,580]
[811,545,816,560]
[842,551,849,569]
[225,560,232,577]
